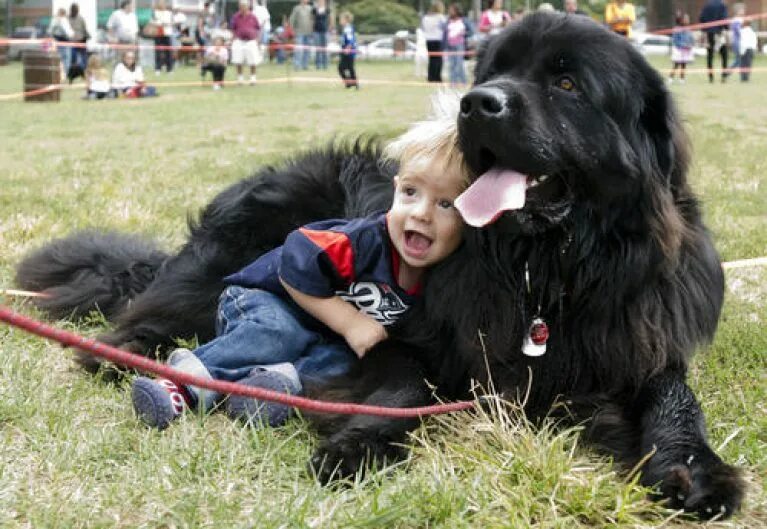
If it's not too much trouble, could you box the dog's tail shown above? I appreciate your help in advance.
[14,230,169,321]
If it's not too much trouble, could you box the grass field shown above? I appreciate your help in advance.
[0,56,765,528]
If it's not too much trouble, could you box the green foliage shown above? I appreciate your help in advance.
[347,0,420,34]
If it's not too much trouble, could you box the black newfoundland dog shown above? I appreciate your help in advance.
[17,13,743,519]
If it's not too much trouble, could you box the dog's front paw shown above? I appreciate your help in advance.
[309,434,407,485]
[651,457,745,520]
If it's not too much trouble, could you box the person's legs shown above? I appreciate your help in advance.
[679,63,686,82]
[456,48,466,84]
[57,44,70,78]
[132,287,319,428]
[293,35,304,69]
[426,40,439,81]
[719,39,729,81]
[314,32,327,69]
[740,50,753,81]
[304,34,313,69]
[232,39,244,82]
[295,341,357,384]
[448,46,460,85]
[706,32,715,82]
[338,53,351,86]
[193,287,319,381]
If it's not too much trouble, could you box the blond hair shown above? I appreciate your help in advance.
[384,91,469,186]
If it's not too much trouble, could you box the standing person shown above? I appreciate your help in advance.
[171,8,188,67]
[312,0,331,70]
[68,3,90,79]
[699,0,728,83]
[107,0,139,51]
[421,1,447,83]
[48,7,74,79]
[444,3,470,86]
[252,0,272,62]
[152,1,174,75]
[337,11,358,89]
[738,19,757,81]
[230,0,261,85]
[201,36,229,90]
[564,0,587,16]
[604,0,635,37]
[668,13,695,84]
[130,107,470,430]
[289,0,314,70]
[726,4,745,81]
[478,0,511,38]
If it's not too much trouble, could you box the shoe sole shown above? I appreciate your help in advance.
[132,377,176,430]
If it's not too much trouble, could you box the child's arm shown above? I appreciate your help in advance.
[281,278,387,358]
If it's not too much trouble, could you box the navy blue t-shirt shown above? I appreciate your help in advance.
[224,212,421,326]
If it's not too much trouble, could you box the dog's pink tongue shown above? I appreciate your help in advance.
[455,168,527,227]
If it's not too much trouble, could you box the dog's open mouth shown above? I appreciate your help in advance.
[455,167,552,227]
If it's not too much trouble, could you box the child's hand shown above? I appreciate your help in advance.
[344,317,387,358]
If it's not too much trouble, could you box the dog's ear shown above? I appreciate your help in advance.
[638,75,690,189]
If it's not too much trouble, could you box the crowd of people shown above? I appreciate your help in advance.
[43,0,759,99]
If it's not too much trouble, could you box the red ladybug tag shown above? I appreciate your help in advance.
[529,318,549,345]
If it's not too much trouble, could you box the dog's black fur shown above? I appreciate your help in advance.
[16,14,744,519]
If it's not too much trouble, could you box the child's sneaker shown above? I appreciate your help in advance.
[132,377,192,430]
[249,75,257,85]
[226,363,302,427]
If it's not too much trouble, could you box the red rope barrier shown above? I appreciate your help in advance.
[0,305,475,418]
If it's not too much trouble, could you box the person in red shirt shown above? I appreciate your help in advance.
[230,0,261,84]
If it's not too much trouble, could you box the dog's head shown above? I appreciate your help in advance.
[456,13,689,234]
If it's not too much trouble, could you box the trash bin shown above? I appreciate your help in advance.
[23,50,61,102]
[0,44,8,66]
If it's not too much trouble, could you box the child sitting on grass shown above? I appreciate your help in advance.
[131,97,469,429]
[85,55,112,99]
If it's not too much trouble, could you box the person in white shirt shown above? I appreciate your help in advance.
[420,0,447,82]
[48,7,75,77]
[152,0,175,74]
[738,20,757,81]
[252,0,271,50]
[107,0,139,47]
[112,50,157,97]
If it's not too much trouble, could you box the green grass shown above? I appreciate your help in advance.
[0,56,765,528]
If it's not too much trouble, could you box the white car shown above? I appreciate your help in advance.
[359,37,417,60]
[633,31,707,57]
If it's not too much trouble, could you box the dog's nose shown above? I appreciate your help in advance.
[460,87,507,119]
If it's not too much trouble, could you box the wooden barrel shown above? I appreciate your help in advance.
[23,50,61,102]
[0,44,8,66]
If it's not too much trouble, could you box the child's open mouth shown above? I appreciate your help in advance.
[403,230,432,258]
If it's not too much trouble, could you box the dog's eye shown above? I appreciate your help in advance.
[556,76,576,91]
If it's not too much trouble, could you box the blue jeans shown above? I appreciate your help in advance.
[70,45,87,73]
[190,286,356,385]
[294,34,312,69]
[56,43,70,76]
[314,32,328,69]
[447,44,466,85]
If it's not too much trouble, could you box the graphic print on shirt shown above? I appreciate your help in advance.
[336,282,409,325]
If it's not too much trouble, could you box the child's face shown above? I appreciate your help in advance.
[388,159,465,271]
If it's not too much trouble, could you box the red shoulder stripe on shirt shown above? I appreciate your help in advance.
[299,227,356,283]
